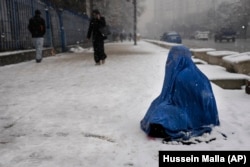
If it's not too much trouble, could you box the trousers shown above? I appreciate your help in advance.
[93,39,107,63]
[33,38,44,61]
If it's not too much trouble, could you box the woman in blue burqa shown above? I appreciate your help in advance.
[140,45,220,141]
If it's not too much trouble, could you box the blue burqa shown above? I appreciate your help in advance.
[140,45,220,140]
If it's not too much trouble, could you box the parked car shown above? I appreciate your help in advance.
[214,28,236,42]
[160,31,182,44]
[194,31,209,40]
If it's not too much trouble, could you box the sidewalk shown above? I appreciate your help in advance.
[0,41,249,167]
[0,43,92,66]
[0,48,54,66]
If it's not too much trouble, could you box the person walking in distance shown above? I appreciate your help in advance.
[28,9,46,63]
[87,9,107,65]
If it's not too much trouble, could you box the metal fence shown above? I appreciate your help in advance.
[0,0,89,52]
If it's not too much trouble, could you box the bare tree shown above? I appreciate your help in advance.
[42,0,146,35]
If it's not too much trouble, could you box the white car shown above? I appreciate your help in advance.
[194,31,209,40]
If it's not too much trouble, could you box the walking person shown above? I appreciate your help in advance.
[128,32,132,42]
[28,9,46,63]
[87,9,107,65]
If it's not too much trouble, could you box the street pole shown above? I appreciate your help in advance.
[133,0,137,45]
[90,0,93,12]
[126,0,137,45]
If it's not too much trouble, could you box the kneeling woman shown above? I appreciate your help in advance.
[140,45,220,141]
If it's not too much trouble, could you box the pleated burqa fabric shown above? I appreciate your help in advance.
[140,45,220,140]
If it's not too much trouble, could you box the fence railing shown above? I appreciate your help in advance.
[0,0,89,52]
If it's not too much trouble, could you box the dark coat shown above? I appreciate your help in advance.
[28,15,46,38]
[87,16,106,41]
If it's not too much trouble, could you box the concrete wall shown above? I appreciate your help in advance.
[0,48,54,66]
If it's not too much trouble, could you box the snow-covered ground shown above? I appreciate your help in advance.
[0,41,250,167]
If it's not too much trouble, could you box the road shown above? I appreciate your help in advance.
[182,38,250,53]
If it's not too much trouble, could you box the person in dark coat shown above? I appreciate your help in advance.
[28,9,46,63]
[140,45,220,142]
[87,9,107,65]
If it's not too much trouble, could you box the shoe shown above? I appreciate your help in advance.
[101,60,105,64]
[36,59,42,63]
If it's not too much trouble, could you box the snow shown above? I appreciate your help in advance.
[192,57,208,64]
[197,65,250,80]
[223,52,250,63]
[0,41,250,167]
[190,48,216,52]
[69,46,90,53]
[0,49,34,57]
[207,51,239,57]
[144,39,183,46]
